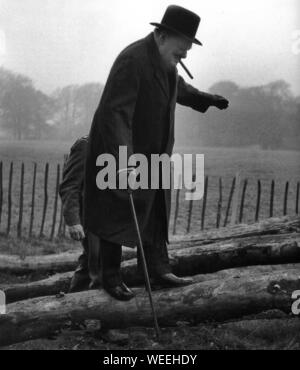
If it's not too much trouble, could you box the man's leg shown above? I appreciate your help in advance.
[69,237,90,293]
[87,231,102,289]
[138,190,193,287]
[100,238,135,301]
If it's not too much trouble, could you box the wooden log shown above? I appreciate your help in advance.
[122,233,300,286]
[39,163,49,237]
[28,163,37,238]
[3,233,300,303]
[17,163,25,238]
[0,247,137,275]
[5,263,300,305]
[6,162,13,236]
[1,265,300,347]
[0,216,299,274]
[171,215,300,247]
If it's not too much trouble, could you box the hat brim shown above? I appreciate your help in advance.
[150,22,202,46]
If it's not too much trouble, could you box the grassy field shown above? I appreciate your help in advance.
[0,140,299,252]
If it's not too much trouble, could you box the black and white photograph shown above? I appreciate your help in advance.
[0,0,299,355]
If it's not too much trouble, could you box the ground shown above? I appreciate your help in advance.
[2,312,300,350]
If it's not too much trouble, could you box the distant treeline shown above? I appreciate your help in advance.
[0,68,103,140]
[0,68,299,150]
[176,80,300,150]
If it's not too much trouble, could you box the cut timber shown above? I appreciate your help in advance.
[0,247,136,274]
[171,215,300,248]
[0,252,79,274]
[123,233,300,285]
[3,233,300,303]
[1,265,300,347]
[0,216,299,274]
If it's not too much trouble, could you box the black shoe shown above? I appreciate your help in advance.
[68,273,90,293]
[154,273,194,288]
[103,282,135,301]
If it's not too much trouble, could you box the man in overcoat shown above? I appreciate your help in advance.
[84,5,229,300]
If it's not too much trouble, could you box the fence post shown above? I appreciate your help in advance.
[186,174,196,234]
[39,163,49,238]
[255,180,261,222]
[223,177,236,227]
[296,182,299,215]
[230,172,241,226]
[269,180,275,218]
[17,163,25,238]
[50,164,60,240]
[201,176,208,231]
[172,173,181,235]
[0,161,2,228]
[58,155,68,237]
[216,177,222,228]
[6,162,13,236]
[239,179,248,224]
[283,181,289,216]
[28,163,37,238]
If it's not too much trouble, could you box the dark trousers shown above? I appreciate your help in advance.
[72,237,89,277]
[86,233,171,288]
[78,191,171,287]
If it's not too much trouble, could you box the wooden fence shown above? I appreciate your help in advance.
[0,159,299,240]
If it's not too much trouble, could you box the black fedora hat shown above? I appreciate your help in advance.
[150,5,202,46]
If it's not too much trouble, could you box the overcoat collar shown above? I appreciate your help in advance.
[145,32,176,100]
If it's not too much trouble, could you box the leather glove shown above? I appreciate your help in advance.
[212,94,229,110]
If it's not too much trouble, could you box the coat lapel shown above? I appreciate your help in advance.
[145,33,169,100]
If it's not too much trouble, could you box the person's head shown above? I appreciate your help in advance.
[154,27,192,70]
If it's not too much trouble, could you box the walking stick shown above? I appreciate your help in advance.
[119,168,161,340]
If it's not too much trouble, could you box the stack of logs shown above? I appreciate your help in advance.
[0,215,300,347]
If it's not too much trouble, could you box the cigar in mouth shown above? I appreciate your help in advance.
[179,60,194,79]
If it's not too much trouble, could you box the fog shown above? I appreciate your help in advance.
[0,0,299,94]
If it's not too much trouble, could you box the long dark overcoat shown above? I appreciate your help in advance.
[84,32,214,247]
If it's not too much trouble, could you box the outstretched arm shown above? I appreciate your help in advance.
[177,75,229,112]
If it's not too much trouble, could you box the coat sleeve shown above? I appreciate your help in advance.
[59,138,87,226]
[93,55,141,169]
[177,75,216,113]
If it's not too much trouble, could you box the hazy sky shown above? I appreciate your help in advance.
[0,0,299,95]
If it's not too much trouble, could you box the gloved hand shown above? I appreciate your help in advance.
[68,224,85,241]
[212,95,229,110]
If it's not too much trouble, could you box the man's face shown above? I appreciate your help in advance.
[158,34,193,70]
